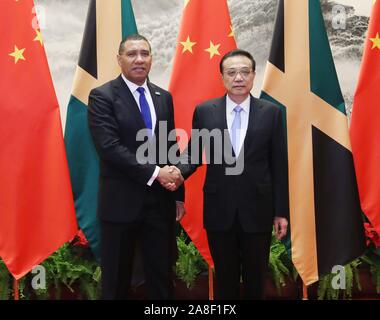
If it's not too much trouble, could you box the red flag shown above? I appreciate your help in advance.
[0,0,78,279]
[169,0,236,266]
[350,2,380,235]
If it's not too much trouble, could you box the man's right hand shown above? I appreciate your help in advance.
[156,165,184,191]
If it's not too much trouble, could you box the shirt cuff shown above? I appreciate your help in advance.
[147,166,160,186]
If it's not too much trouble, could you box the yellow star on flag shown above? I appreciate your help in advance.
[228,25,235,38]
[370,32,380,49]
[205,41,221,59]
[34,29,43,46]
[180,36,196,54]
[184,0,190,7]
[9,45,26,64]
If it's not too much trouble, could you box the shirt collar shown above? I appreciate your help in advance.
[226,94,251,114]
[121,74,149,94]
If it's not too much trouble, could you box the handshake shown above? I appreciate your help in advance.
[156,165,184,191]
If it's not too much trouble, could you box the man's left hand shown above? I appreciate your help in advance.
[274,217,288,240]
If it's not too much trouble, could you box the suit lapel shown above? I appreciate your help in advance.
[114,75,146,130]
[214,96,228,131]
[147,82,162,136]
[214,96,237,160]
[242,95,260,154]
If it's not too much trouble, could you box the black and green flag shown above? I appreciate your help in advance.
[261,0,365,285]
[65,0,137,259]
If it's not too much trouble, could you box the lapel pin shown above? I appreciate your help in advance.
[155,91,161,96]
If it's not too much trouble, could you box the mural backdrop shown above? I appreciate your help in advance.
[34,0,371,129]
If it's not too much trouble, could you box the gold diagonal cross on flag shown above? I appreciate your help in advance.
[262,0,351,284]
[72,0,123,105]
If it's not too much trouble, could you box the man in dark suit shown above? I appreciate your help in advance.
[177,49,289,299]
[88,34,185,300]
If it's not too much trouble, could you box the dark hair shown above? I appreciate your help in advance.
[118,34,152,54]
[219,49,256,73]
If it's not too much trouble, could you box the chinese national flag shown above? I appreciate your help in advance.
[169,0,236,266]
[350,1,380,235]
[0,0,77,279]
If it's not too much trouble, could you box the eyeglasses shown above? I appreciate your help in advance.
[224,68,253,79]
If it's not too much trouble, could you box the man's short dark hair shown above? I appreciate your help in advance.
[118,34,152,54]
[219,49,256,73]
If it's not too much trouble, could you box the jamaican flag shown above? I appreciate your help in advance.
[261,0,365,285]
[64,0,137,259]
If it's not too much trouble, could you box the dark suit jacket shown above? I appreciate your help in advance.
[178,95,289,232]
[88,75,184,223]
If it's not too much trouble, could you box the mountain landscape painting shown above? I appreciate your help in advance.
[34,0,370,127]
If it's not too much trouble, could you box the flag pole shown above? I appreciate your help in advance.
[13,278,19,300]
[208,267,214,300]
[302,281,308,300]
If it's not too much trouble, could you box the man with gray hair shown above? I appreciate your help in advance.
[177,49,289,299]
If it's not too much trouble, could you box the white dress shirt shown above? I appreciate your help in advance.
[121,74,157,132]
[121,74,159,186]
[226,94,250,157]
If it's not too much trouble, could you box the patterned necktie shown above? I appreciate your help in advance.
[231,105,243,156]
[137,87,153,135]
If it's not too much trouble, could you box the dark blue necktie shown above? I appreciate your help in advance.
[137,87,153,135]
